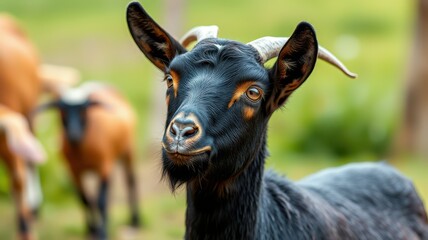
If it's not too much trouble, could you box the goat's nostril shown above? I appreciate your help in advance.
[170,122,179,136]
[169,118,199,139]
[181,126,198,138]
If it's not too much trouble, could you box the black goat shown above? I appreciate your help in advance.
[126,2,428,239]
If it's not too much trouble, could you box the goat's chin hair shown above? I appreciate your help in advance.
[161,153,209,192]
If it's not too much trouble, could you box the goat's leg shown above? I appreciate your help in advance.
[5,156,33,240]
[24,163,43,219]
[97,177,110,240]
[96,160,115,240]
[24,118,43,218]
[69,167,97,238]
[123,151,140,227]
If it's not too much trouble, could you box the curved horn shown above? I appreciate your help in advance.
[180,25,219,48]
[248,37,357,78]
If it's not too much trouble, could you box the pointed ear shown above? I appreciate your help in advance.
[266,22,318,113]
[126,2,186,72]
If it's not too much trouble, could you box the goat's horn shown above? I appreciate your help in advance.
[180,25,219,48]
[248,37,357,78]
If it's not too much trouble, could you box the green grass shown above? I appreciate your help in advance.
[0,0,426,239]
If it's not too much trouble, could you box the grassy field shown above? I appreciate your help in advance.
[0,0,426,239]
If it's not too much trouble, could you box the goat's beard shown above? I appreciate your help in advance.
[161,151,210,192]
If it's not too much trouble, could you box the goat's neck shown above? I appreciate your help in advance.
[184,136,267,239]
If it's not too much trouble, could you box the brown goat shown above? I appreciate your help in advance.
[0,14,41,117]
[0,105,46,240]
[0,105,45,164]
[0,13,81,240]
[38,82,140,239]
[0,14,44,240]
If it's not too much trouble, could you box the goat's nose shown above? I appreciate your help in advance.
[169,118,199,139]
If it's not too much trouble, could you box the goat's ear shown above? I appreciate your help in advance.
[266,22,318,113]
[126,2,186,72]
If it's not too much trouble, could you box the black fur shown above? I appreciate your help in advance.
[127,2,428,239]
[17,213,29,235]
[42,98,102,145]
[57,100,90,145]
[97,179,109,240]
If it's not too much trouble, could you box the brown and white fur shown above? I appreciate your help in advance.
[38,82,140,239]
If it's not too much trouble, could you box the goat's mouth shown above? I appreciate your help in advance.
[161,144,212,191]
[161,143,212,165]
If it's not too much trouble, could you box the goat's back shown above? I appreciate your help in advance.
[76,86,136,158]
[295,162,428,239]
[0,14,41,116]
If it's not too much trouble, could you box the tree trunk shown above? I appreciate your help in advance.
[397,0,428,158]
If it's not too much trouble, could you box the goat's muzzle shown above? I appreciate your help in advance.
[162,113,212,165]
[169,117,199,140]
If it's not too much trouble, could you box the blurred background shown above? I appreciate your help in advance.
[0,0,427,239]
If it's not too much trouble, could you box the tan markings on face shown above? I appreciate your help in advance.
[228,81,257,109]
[243,106,255,120]
[170,70,180,97]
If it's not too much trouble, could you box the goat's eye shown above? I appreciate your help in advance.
[246,86,263,102]
[164,74,173,88]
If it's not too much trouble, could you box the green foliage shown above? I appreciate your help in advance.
[271,75,401,158]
